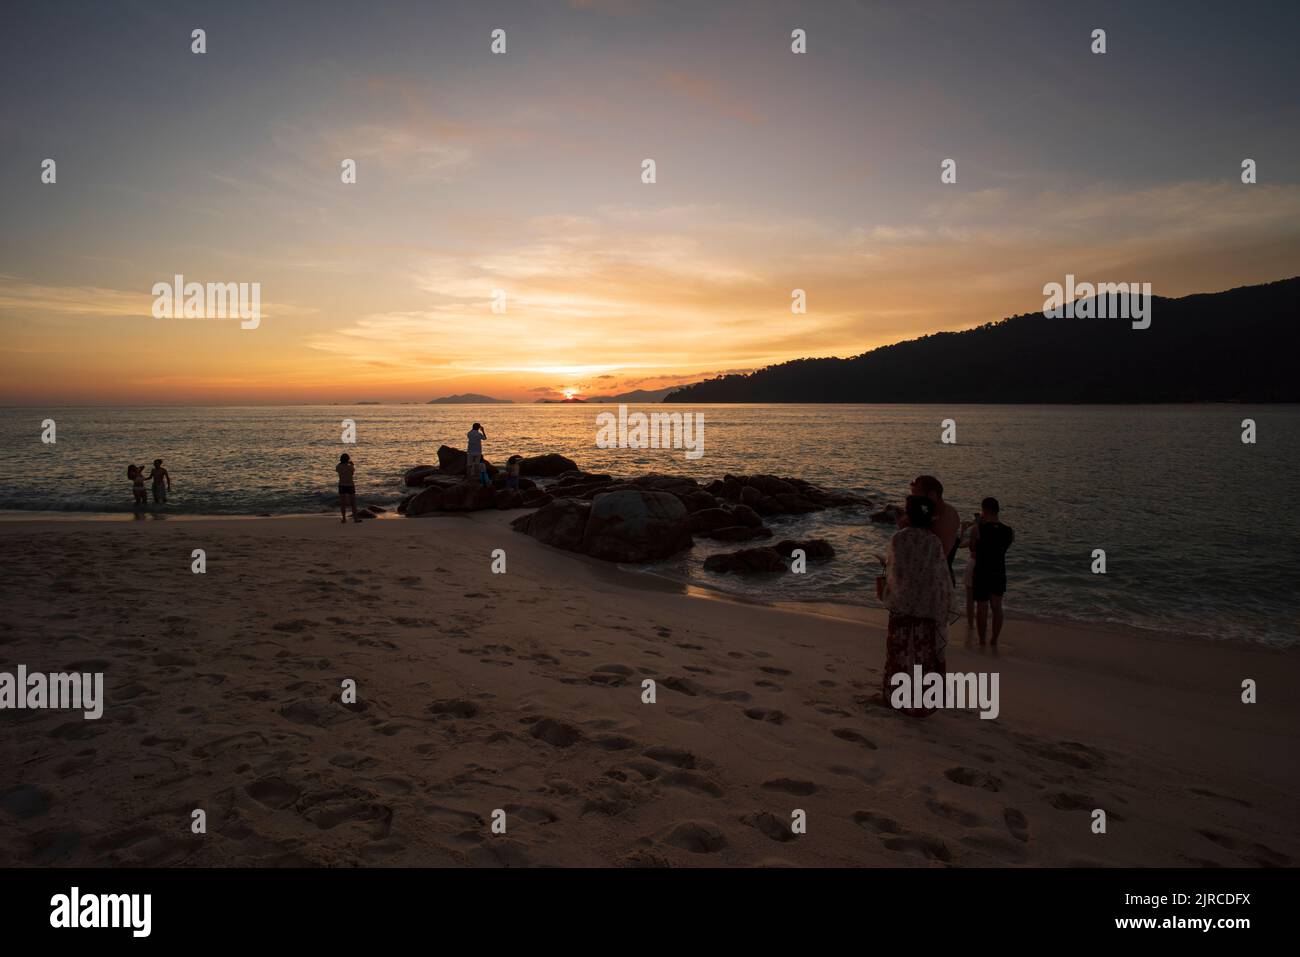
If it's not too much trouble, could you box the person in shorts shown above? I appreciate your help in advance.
[970,497,1014,646]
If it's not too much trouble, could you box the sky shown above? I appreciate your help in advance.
[1,0,1297,404]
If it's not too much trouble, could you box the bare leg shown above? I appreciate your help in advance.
[965,586,974,627]
[990,595,1004,644]
[339,495,347,522]
[976,600,988,645]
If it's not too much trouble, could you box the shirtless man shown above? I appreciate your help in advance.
[897,475,961,578]
[147,459,171,504]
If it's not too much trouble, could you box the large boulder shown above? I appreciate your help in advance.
[703,547,785,574]
[520,453,579,477]
[403,465,441,487]
[511,498,592,552]
[581,490,693,563]
[438,484,499,511]
[437,445,498,477]
[774,538,835,559]
[404,485,445,517]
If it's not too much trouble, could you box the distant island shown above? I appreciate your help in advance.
[428,393,511,404]
[583,386,690,404]
[665,278,1299,403]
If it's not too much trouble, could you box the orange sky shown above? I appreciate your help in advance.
[3,1,1298,404]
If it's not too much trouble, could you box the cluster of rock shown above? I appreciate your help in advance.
[393,447,869,572]
[397,445,563,516]
[510,470,866,568]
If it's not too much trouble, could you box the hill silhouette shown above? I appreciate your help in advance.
[665,278,1299,403]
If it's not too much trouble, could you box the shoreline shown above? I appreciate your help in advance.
[0,508,1286,655]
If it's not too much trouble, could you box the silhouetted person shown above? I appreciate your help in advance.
[971,497,1014,646]
[466,422,487,482]
[336,453,358,523]
[148,459,170,504]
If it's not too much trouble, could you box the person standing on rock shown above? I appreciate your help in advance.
[465,422,487,482]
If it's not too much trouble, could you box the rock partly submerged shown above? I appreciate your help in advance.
[398,448,868,568]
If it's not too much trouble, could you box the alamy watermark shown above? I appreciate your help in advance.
[1042,274,1151,329]
[151,274,261,329]
[595,404,704,460]
[889,666,1000,719]
[0,665,103,719]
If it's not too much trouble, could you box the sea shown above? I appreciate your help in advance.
[2,403,1297,648]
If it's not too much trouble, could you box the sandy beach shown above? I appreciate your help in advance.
[0,512,1295,868]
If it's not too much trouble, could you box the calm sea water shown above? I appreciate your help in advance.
[2,404,1297,647]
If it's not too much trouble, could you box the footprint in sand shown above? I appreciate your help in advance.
[831,728,878,750]
[642,747,700,770]
[660,770,724,797]
[428,699,480,719]
[853,810,903,834]
[762,777,817,796]
[945,767,1002,792]
[742,811,796,843]
[1189,787,1253,808]
[526,717,583,748]
[1047,792,1122,819]
[1033,741,1106,770]
[743,708,787,725]
[1004,807,1030,842]
[925,797,983,827]
[0,784,52,819]
[246,777,301,809]
[661,676,705,697]
[663,820,728,853]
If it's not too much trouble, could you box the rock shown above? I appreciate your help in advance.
[725,503,763,527]
[702,525,773,542]
[437,444,498,477]
[774,538,835,559]
[739,485,763,507]
[703,547,785,574]
[494,489,524,510]
[438,484,499,511]
[403,485,445,517]
[771,492,820,514]
[403,465,441,487]
[680,489,720,513]
[364,505,387,514]
[520,489,553,508]
[519,453,578,477]
[581,490,693,563]
[556,470,612,487]
[511,498,592,552]
[688,508,737,533]
[870,504,902,524]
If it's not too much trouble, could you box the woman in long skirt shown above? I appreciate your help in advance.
[881,495,952,716]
